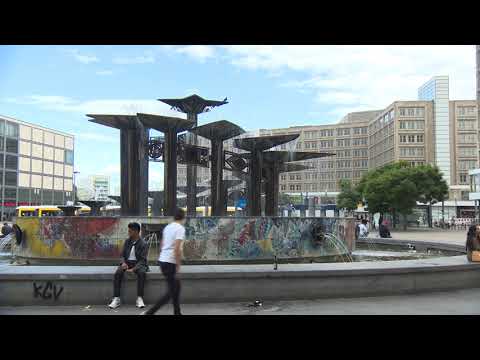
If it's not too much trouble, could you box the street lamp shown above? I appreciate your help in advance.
[73,171,80,205]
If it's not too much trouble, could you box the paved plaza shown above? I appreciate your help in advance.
[2,287,480,315]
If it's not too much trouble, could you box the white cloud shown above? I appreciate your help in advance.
[96,70,114,76]
[175,45,215,62]
[67,49,99,64]
[222,45,476,117]
[112,55,155,65]
[3,95,185,117]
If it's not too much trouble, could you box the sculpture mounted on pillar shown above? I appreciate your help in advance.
[190,120,245,216]
[158,95,228,217]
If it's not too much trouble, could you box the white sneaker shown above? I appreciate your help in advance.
[136,297,145,308]
[108,297,121,309]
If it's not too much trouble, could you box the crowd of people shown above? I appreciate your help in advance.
[354,215,391,240]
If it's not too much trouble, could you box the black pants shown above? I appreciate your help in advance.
[145,262,181,315]
[113,261,146,297]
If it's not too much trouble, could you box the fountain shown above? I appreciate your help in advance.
[12,95,355,266]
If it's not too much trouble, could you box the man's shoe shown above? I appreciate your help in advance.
[108,297,121,309]
[136,297,145,308]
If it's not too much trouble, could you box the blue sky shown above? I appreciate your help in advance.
[0,45,476,192]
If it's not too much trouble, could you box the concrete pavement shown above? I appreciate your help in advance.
[2,287,480,315]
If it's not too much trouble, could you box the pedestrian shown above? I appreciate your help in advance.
[143,208,186,315]
[108,222,148,309]
[379,220,392,238]
[1,222,12,238]
[466,224,480,262]
[358,219,369,239]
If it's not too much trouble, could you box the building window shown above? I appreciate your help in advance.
[280,175,286,181]
[4,172,17,186]
[289,185,295,191]
[416,135,423,143]
[296,174,302,180]
[5,138,18,153]
[5,155,18,170]
[459,174,468,184]
[281,185,286,191]
[5,122,19,138]
[296,185,301,191]
[65,150,74,165]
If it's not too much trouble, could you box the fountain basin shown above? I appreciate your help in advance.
[12,216,355,265]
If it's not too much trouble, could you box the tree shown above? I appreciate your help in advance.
[336,179,362,216]
[357,162,449,230]
[410,164,449,227]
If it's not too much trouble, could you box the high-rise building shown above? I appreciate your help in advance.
[418,76,451,185]
[0,114,75,220]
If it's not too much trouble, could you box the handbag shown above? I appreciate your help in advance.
[471,251,480,262]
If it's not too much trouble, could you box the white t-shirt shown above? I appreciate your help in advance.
[159,222,185,264]
[358,224,369,238]
[128,243,137,261]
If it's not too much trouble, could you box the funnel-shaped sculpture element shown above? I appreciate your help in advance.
[159,95,229,217]
[233,134,300,216]
[158,94,228,115]
[88,114,149,216]
[79,200,110,216]
[191,120,245,215]
[58,205,82,216]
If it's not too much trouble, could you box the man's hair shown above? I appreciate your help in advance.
[174,208,186,221]
[128,222,141,233]
[361,219,368,225]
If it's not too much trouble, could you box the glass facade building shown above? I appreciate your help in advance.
[0,115,74,220]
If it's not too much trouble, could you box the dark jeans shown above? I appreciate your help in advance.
[113,261,146,297]
[145,262,181,315]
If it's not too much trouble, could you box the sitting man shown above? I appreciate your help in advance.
[108,222,148,309]
[379,220,392,238]
[358,219,369,239]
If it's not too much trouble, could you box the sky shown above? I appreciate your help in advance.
[0,45,476,193]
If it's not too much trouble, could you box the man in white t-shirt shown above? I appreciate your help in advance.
[143,208,186,315]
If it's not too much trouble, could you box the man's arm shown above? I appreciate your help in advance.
[120,239,129,269]
[130,241,148,272]
[174,239,183,272]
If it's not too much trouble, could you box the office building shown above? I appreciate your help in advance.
[77,175,111,201]
[0,114,75,219]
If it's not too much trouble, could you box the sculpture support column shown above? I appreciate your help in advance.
[247,150,263,216]
[264,164,279,217]
[186,113,198,217]
[211,140,225,216]
[120,124,149,216]
[164,130,178,216]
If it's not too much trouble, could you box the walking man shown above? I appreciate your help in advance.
[143,208,185,315]
[108,222,148,309]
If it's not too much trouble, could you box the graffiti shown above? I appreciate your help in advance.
[33,281,64,301]
[15,216,355,263]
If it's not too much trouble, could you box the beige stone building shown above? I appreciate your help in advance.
[258,110,381,196]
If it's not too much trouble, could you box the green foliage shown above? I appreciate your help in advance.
[336,179,362,212]
[356,162,449,219]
